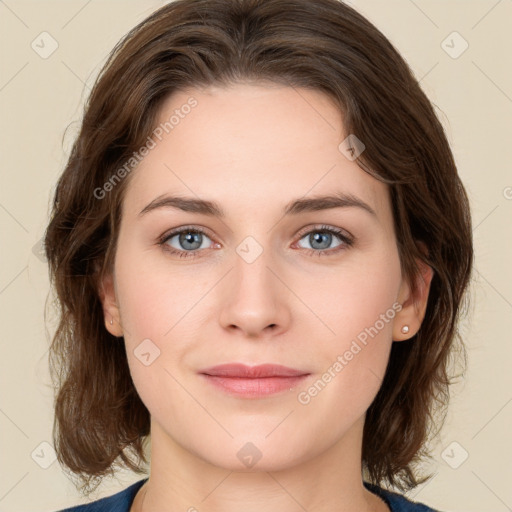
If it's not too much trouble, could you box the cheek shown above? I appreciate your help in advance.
[299,249,401,400]
[113,248,198,414]
[113,243,212,398]
[301,249,401,345]
[114,240,205,341]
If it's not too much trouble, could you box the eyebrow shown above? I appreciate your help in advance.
[138,191,377,218]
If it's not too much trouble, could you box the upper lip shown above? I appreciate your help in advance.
[200,363,309,378]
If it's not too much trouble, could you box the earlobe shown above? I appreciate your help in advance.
[393,256,434,342]
[98,272,123,337]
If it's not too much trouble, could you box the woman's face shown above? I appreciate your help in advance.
[103,82,415,471]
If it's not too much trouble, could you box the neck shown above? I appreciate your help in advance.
[131,415,389,512]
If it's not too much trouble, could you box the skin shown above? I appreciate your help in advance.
[100,82,433,512]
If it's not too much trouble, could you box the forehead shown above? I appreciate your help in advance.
[122,83,390,223]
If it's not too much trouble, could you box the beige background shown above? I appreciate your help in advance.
[1,1,511,511]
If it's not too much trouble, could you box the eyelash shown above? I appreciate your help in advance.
[158,224,354,259]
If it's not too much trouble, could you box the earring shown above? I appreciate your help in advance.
[110,317,113,325]
[401,325,409,334]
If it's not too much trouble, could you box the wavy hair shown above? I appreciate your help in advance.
[44,0,473,496]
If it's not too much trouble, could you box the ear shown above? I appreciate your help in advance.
[392,244,434,342]
[98,272,124,337]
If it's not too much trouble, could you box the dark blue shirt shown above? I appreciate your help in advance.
[56,478,441,511]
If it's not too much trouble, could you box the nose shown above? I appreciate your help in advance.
[218,247,291,338]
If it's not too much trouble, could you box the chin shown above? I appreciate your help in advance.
[189,434,315,473]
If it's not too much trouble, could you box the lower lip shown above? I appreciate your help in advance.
[200,374,309,398]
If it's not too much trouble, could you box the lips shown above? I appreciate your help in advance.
[199,363,308,378]
[199,363,311,399]
[199,363,310,398]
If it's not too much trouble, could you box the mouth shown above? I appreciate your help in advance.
[198,363,311,398]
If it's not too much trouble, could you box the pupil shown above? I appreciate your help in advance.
[312,232,330,249]
[181,232,201,250]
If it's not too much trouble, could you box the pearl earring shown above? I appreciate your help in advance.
[110,318,113,325]
[401,325,409,334]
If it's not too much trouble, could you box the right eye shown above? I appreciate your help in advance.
[159,226,216,258]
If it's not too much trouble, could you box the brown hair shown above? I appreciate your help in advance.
[44,0,473,496]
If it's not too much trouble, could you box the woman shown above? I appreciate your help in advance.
[44,1,474,511]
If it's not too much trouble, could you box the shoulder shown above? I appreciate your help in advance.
[55,478,148,512]
[364,481,443,512]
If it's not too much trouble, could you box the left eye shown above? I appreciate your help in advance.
[296,228,348,252]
